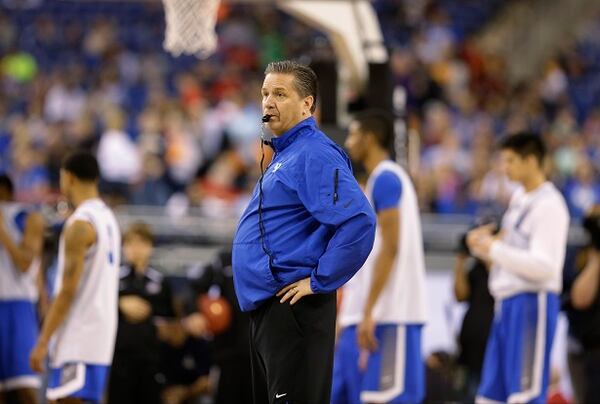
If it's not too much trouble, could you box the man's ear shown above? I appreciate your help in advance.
[303,95,314,114]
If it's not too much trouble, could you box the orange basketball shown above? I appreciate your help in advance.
[197,294,232,335]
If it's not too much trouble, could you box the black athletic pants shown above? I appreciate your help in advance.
[249,292,336,404]
[107,355,161,404]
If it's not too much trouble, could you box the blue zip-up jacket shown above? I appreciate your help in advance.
[232,117,376,311]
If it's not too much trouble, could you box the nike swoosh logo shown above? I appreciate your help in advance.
[275,393,287,398]
[343,199,353,208]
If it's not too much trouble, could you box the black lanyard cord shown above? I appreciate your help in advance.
[258,127,276,268]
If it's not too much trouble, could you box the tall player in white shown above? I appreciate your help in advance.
[332,110,427,404]
[30,151,121,404]
[468,133,569,404]
[0,174,45,404]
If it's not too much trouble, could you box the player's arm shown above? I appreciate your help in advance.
[30,220,96,372]
[489,200,569,282]
[356,171,402,351]
[0,211,45,273]
[571,250,600,309]
[363,208,399,317]
[453,254,470,302]
[357,208,399,351]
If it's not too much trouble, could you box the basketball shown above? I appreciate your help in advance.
[196,294,232,335]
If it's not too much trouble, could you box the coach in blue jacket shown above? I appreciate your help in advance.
[232,60,376,404]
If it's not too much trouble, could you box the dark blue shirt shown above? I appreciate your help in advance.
[232,117,376,311]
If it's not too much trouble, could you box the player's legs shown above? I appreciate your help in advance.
[504,292,559,404]
[331,326,362,404]
[47,363,109,404]
[477,292,559,404]
[0,301,40,402]
[476,315,505,403]
[361,324,425,404]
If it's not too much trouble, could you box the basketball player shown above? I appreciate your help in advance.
[0,174,45,404]
[30,151,121,404]
[333,110,427,404]
[467,133,570,403]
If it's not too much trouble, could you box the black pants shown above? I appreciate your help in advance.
[569,348,600,404]
[216,357,253,404]
[249,293,336,404]
[107,355,162,404]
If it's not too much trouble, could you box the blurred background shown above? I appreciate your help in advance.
[1,0,600,402]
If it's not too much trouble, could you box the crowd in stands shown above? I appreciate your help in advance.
[0,0,599,219]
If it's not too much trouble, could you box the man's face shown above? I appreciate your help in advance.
[345,121,368,163]
[500,149,534,183]
[123,234,153,266]
[261,73,312,136]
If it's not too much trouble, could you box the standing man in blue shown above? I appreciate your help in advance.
[0,174,45,404]
[232,60,376,404]
[468,133,570,404]
[333,110,428,404]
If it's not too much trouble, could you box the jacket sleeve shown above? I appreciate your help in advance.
[489,198,570,283]
[296,150,376,294]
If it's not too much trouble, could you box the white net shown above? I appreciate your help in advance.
[162,0,221,59]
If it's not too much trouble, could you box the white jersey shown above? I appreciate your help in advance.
[489,182,569,300]
[50,198,121,367]
[338,160,427,327]
[0,203,39,302]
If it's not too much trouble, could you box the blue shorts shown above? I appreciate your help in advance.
[332,324,424,404]
[476,292,559,404]
[0,300,40,391]
[47,362,109,403]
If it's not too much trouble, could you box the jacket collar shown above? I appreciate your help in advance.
[270,117,315,152]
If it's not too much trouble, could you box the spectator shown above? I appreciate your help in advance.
[0,0,596,213]
[43,69,87,124]
[453,228,495,402]
[563,157,600,220]
[159,324,212,404]
[563,207,600,404]
[187,250,252,404]
[97,106,141,204]
[108,222,177,404]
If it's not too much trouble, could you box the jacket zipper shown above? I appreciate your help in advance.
[333,168,339,205]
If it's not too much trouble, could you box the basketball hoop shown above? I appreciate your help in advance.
[162,0,221,59]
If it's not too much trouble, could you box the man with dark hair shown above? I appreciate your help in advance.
[564,206,600,403]
[108,221,177,404]
[0,173,45,404]
[467,132,570,403]
[232,60,376,403]
[30,151,121,404]
[0,174,14,200]
[333,109,427,403]
[498,132,546,164]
